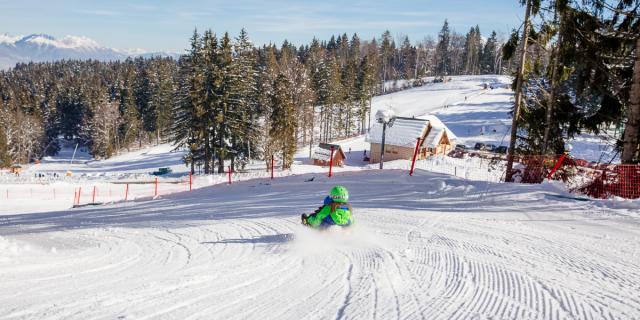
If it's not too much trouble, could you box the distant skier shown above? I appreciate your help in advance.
[301,186,353,229]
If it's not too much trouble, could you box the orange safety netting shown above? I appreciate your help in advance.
[507,154,640,199]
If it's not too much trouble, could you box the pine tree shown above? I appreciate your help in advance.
[172,29,205,173]
[399,36,416,79]
[200,29,220,174]
[229,28,259,169]
[380,30,395,91]
[0,125,11,167]
[269,74,296,169]
[436,20,451,76]
[150,58,176,143]
[119,65,142,150]
[462,25,482,75]
[481,31,499,74]
[256,44,279,168]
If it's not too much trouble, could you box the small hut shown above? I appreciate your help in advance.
[366,115,457,163]
[311,143,346,167]
[10,165,22,174]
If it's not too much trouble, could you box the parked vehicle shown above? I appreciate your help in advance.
[485,144,497,152]
[495,146,508,154]
[448,149,465,158]
[455,144,467,151]
[151,167,173,176]
[473,142,486,151]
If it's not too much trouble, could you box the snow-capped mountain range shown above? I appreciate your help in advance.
[0,33,180,70]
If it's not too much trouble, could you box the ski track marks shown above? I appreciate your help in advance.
[1,171,639,319]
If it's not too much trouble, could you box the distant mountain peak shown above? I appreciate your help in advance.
[0,33,180,70]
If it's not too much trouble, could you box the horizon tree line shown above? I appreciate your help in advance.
[0,22,515,171]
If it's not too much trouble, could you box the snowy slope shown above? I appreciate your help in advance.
[0,75,638,319]
[366,75,617,162]
[1,170,638,319]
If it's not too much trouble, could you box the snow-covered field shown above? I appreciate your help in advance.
[1,75,638,319]
[1,170,639,319]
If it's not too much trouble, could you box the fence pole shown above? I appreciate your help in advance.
[328,146,335,178]
[409,138,421,176]
[155,177,158,197]
[125,184,129,201]
[547,153,568,180]
[92,186,96,203]
[189,172,193,192]
[228,166,232,185]
[77,187,82,205]
[271,155,274,180]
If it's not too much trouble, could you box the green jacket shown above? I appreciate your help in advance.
[307,203,353,228]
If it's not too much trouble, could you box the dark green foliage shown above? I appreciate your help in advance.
[436,20,451,75]
[269,74,296,169]
[0,125,10,167]
[507,0,638,161]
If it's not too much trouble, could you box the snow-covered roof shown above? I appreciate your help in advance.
[311,147,332,161]
[367,117,427,147]
[366,115,456,148]
[423,127,446,148]
[311,144,344,161]
[422,115,457,148]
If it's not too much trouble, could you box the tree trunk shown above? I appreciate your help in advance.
[621,37,640,164]
[204,130,211,174]
[543,11,564,155]
[505,0,533,182]
[218,133,225,174]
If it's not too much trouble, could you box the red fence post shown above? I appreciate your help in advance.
[124,184,129,201]
[547,153,568,180]
[92,186,96,203]
[155,177,158,197]
[189,172,193,192]
[77,187,82,205]
[271,155,274,180]
[328,146,335,178]
[228,166,232,185]
[409,138,421,176]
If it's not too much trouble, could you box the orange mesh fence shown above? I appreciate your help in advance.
[506,154,640,199]
[574,164,640,199]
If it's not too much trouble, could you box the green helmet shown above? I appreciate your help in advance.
[330,185,349,203]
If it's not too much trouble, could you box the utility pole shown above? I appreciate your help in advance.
[506,0,533,182]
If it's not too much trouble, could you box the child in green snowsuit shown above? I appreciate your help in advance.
[302,186,353,229]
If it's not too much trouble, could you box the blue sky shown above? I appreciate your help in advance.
[1,0,524,52]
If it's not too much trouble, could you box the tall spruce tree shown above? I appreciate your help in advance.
[436,20,451,76]
[269,74,297,169]
[0,125,11,167]
[481,31,499,74]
